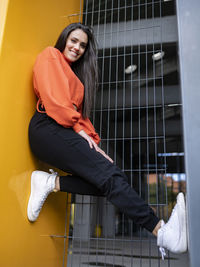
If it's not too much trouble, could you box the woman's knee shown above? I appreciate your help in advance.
[100,174,127,199]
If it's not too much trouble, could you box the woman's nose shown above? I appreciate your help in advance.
[74,43,80,50]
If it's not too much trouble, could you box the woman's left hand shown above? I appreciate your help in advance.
[96,146,114,163]
[78,130,113,163]
[78,130,98,149]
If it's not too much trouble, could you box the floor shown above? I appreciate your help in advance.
[66,237,189,267]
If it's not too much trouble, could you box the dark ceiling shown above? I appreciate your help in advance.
[83,0,176,25]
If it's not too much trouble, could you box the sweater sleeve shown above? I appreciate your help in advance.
[33,48,81,128]
[73,115,101,144]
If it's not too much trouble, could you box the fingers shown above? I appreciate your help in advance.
[97,147,114,163]
[85,135,93,149]
[78,130,96,149]
[86,138,114,163]
[85,134,97,150]
[78,130,114,163]
[86,138,94,148]
[90,139,99,151]
[102,153,113,163]
[106,155,113,163]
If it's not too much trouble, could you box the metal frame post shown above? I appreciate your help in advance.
[176,0,200,266]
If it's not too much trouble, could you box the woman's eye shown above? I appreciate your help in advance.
[71,39,76,43]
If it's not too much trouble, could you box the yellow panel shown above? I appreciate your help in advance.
[0,0,83,266]
[0,0,9,55]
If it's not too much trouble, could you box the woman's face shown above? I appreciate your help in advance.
[63,29,88,63]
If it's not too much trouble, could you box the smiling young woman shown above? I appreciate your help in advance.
[62,29,88,63]
[27,23,187,260]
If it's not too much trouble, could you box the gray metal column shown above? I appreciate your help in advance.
[176,1,200,266]
[73,195,91,240]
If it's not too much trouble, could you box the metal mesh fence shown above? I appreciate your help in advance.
[61,1,187,266]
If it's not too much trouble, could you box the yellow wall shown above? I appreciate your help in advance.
[0,0,9,55]
[0,0,82,266]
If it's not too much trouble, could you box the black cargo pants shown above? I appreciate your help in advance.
[28,111,159,232]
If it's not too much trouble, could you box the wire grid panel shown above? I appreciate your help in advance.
[65,0,186,266]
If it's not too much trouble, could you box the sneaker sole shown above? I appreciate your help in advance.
[176,192,187,253]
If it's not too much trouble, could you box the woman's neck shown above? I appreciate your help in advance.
[62,53,72,66]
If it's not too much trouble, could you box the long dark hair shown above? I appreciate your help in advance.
[55,23,98,118]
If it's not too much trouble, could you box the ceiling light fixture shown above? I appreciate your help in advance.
[125,65,137,74]
[152,51,165,61]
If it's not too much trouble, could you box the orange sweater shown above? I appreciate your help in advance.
[33,46,100,144]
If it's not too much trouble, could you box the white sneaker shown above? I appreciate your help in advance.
[157,192,187,256]
[27,169,57,222]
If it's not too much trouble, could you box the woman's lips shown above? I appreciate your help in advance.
[70,50,79,57]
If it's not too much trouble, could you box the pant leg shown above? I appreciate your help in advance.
[29,111,159,232]
[59,174,104,196]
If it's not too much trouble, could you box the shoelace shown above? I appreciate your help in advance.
[159,247,166,260]
[49,169,58,176]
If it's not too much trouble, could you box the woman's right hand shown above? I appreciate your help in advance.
[78,130,113,163]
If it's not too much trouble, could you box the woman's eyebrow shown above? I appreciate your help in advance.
[71,37,87,45]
